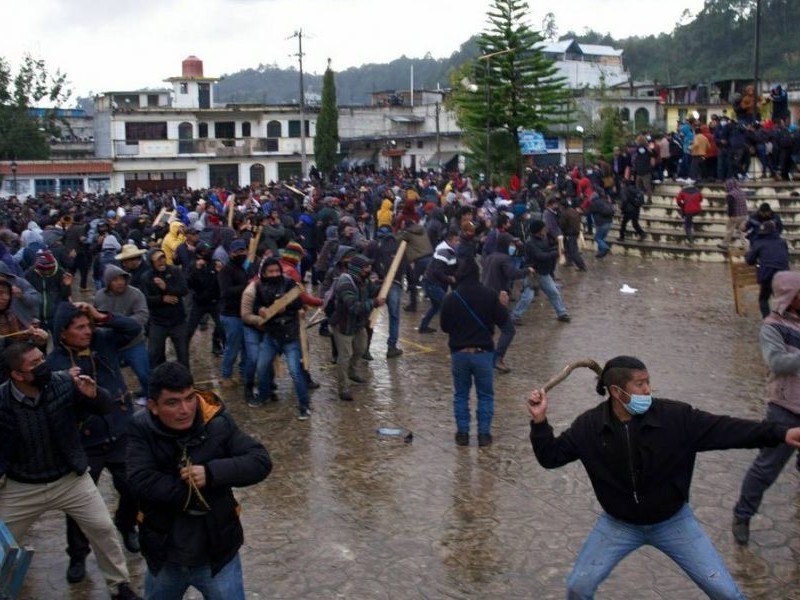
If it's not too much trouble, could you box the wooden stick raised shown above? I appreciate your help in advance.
[247,226,262,263]
[227,196,235,228]
[299,310,310,371]
[369,240,407,328]
[0,330,33,340]
[283,183,306,197]
[257,285,302,326]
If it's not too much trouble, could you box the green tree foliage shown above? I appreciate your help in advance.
[314,63,339,178]
[448,0,570,181]
[597,107,627,160]
[0,54,71,160]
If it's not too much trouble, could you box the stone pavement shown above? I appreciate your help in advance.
[14,255,800,599]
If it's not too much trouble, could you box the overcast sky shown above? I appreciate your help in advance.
[5,0,706,101]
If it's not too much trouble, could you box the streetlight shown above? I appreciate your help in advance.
[478,48,516,184]
[10,160,17,197]
[575,126,585,169]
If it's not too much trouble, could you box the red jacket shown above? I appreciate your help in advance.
[676,188,703,215]
[279,259,323,307]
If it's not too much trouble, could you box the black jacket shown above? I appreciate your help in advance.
[218,263,251,317]
[440,281,508,352]
[0,372,113,482]
[127,391,271,575]
[524,235,558,277]
[143,265,188,326]
[530,398,786,525]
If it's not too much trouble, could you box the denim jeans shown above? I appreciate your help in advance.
[510,278,534,322]
[537,273,567,317]
[451,350,495,435]
[387,282,401,347]
[594,222,612,255]
[242,326,263,387]
[567,504,744,600]
[144,552,245,600]
[420,281,446,329]
[495,318,515,360]
[220,315,246,379]
[734,403,800,520]
[118,340,150,396]
[257,336,309,411]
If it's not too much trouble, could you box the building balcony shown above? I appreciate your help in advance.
[113,137,308,159]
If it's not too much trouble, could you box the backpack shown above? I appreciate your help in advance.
[323,273,355,319]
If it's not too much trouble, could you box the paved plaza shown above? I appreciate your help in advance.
[15,255,800,599]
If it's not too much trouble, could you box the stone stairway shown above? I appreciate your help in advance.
[597,180,800,262]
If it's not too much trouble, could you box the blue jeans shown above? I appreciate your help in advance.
[257,336,309,411]
[537,274,567,317]
[242,326,263,387]
[567,504,744,599]
[387,282,401,347]
[734,403,800,519]
[594,222,612,255]
[118,340,150,396]
[420,281,446,329]
[220,315,246,379]
[144,552,245,600]
[510,278,534,321]
[451,350,495,435]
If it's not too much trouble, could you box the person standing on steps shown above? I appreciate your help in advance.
[675,183,703,244]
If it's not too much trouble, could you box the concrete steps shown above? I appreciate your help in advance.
[606,179,800,262]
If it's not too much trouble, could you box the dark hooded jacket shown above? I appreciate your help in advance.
[143,249,189,326]
[126,391,272,575]
[761,271,800,415]
[47,302,142,450]
[242,259,303,343]
[0,262,41,325]
[746,231,789,283]
[480,234,528,294]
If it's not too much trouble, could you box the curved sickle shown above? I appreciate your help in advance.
[543,359,603,393]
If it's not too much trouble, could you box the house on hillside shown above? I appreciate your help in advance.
[540,39,629,89]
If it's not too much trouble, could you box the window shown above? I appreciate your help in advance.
[288,120,310,138]
[404,141,412,149]
[264,139,278,152]
[125,122,167,143]
[59,178,83,192]
[147,94,159,107]
[198,123,208,138]
[241,122,251,137]
[250,164,265,184]
[634,107,650,131]
[180,83,188,94]
[278,161,302,180]
[266,120,282,138]
[417,140,424,149]
[619,108,631,122]
[35,179,56,194]
[215,121,235,139]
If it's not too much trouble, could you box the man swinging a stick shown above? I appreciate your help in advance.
[528,355,800,599]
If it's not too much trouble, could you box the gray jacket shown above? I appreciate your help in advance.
[93,265,149,349]
[0,262,41,325]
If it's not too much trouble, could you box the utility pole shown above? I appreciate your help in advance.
[753,0,761,123]
[292,29,308,178]
[435,101,441,171]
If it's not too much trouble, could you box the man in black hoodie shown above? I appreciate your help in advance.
[47,301,143,583]
[143,249,190,368]
[440,258,508,447]
[525,221,571,322]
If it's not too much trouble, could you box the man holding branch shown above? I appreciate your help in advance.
[527,355,800,599]
[368,227,407,359]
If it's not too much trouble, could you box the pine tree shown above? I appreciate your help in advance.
[448,0,570,182]
[314,60,339,179]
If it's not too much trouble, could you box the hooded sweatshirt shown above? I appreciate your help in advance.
[377,199,394,228]
[0,263,41,325]
[761,271,800,415]
[161,221,186,265]
[93,265,149,349]
[47,302,142,449]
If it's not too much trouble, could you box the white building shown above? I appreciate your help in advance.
[540,39,629,89]
[93,56,317,192]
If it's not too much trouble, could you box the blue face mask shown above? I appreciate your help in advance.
[616,387,652,415]
[508,245,516,256]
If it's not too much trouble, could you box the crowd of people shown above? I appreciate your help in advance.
[0,145,798,598]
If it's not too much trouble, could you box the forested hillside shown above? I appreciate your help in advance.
[215,0,798,106]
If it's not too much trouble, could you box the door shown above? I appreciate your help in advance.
[198,83,210,109]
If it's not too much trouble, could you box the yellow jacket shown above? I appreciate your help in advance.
[376,199,394,228]
[161,221,186,265]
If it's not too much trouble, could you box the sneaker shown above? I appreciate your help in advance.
[386,346,404,358]
[297,408,310,421]
[66,556,86,583]
[418,326,437,334]
[557,314,572,323]
[339,390,354,401]
[220,378,236,389]
[361,350,374,361]
[211,345,224,357]
[732,516,750,545]
[478,433,493,447]
[306,378,321,390]
[455,432,469,446]
[403,304,417,313]
[494,359,511,374]
[111,583,142,600]
[246,392,266,408]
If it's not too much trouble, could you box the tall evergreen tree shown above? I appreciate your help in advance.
[448,0,570,182]
[314,60,339,178]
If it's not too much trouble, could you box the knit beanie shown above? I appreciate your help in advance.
[280,241,304,265]
[346,254,372,278]
[34,250,57,274]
